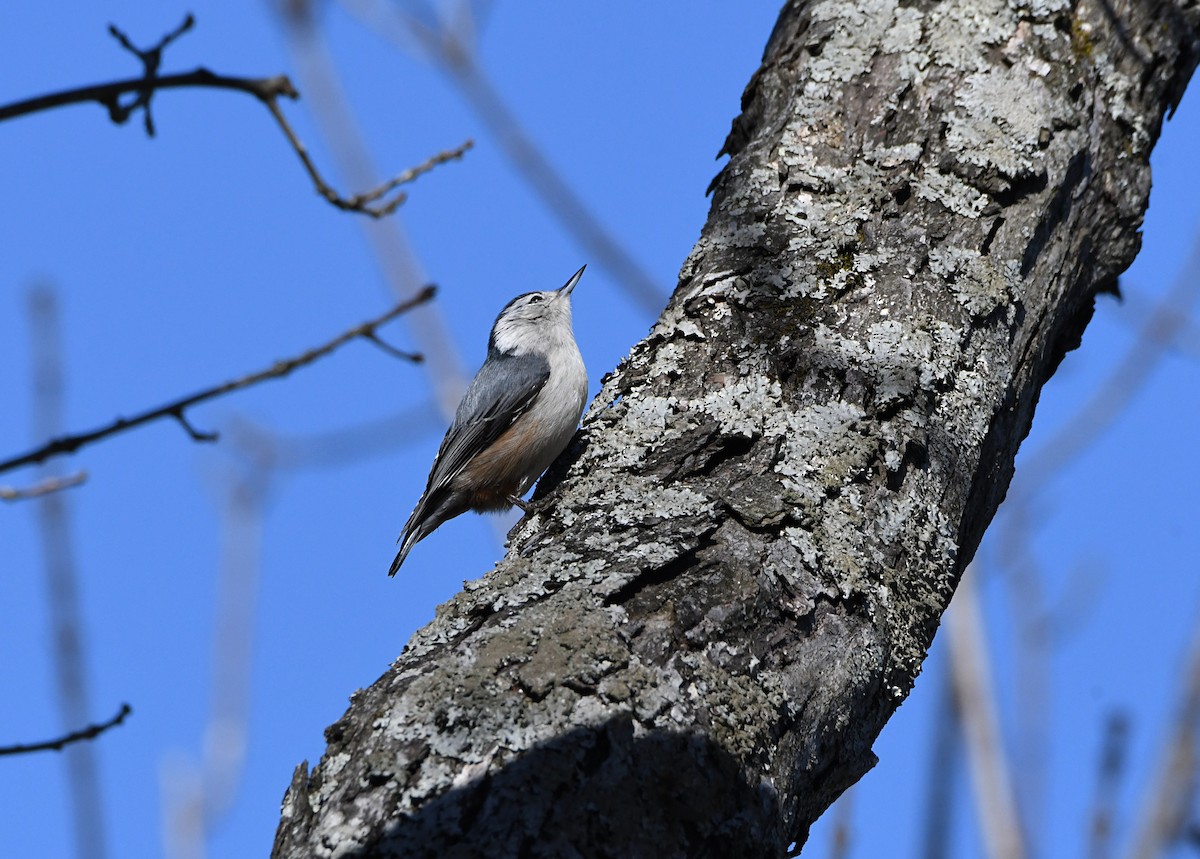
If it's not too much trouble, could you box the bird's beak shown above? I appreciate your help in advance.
[558,264,586,297]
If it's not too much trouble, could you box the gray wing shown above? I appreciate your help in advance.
[423,349,551,494]
[390,350,549,574]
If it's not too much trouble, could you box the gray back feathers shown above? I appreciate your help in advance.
[428,349,551,494]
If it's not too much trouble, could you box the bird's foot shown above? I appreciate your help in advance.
[507,492,556,515]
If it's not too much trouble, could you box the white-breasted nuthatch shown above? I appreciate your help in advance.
[389,265,589,575]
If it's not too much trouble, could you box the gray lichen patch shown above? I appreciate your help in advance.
[928,245,1017,319]
[925,0,1022,71]
[773,401,870,489]
[945,66,1053,186]
[914,169,991,219]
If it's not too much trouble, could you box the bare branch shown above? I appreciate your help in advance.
[0,68,299,124]
[0,17,470,218]
[0,287,434,476]
[0,471,87,502]
[0,704,132,757]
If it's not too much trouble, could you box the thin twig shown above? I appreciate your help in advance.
[172,409,218,442]
[264,92,472,217]
[0,471,88,502]
[0,287,434,476]
[107,14,197,135]
[0,704,132,757]
[362,331,423,362]
[109,13,194,57]
[0,17,470,217]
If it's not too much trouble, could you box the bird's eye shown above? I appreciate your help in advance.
[527,294,545,304]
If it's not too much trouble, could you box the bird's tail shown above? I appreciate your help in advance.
[389,508,428,576]
[389,536,419,576]
[388,490,465,576]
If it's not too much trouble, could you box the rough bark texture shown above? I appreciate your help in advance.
[274,0,1199,856]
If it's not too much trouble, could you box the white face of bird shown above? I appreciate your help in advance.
[489,266,585,355]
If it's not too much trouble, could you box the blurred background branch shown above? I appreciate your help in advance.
[1010,230,1200,499]
[1088,713,1128,859]
[946,565,1028,859]
[272,1,471,423]
[1,470,87,502]
[336,0,668,314]
[163,438,274,859]
[1128,605,1200,859]
[28,284,108,859]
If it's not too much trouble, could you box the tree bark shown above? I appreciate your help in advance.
[273,1,1199,856]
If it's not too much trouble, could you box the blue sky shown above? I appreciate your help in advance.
[1,4,1197,858]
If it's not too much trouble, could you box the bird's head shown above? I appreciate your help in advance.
[489,265,585,355]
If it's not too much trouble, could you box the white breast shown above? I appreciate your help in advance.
[516,342,588,493]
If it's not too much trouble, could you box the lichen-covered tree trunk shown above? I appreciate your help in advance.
[273,0,1198,855]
